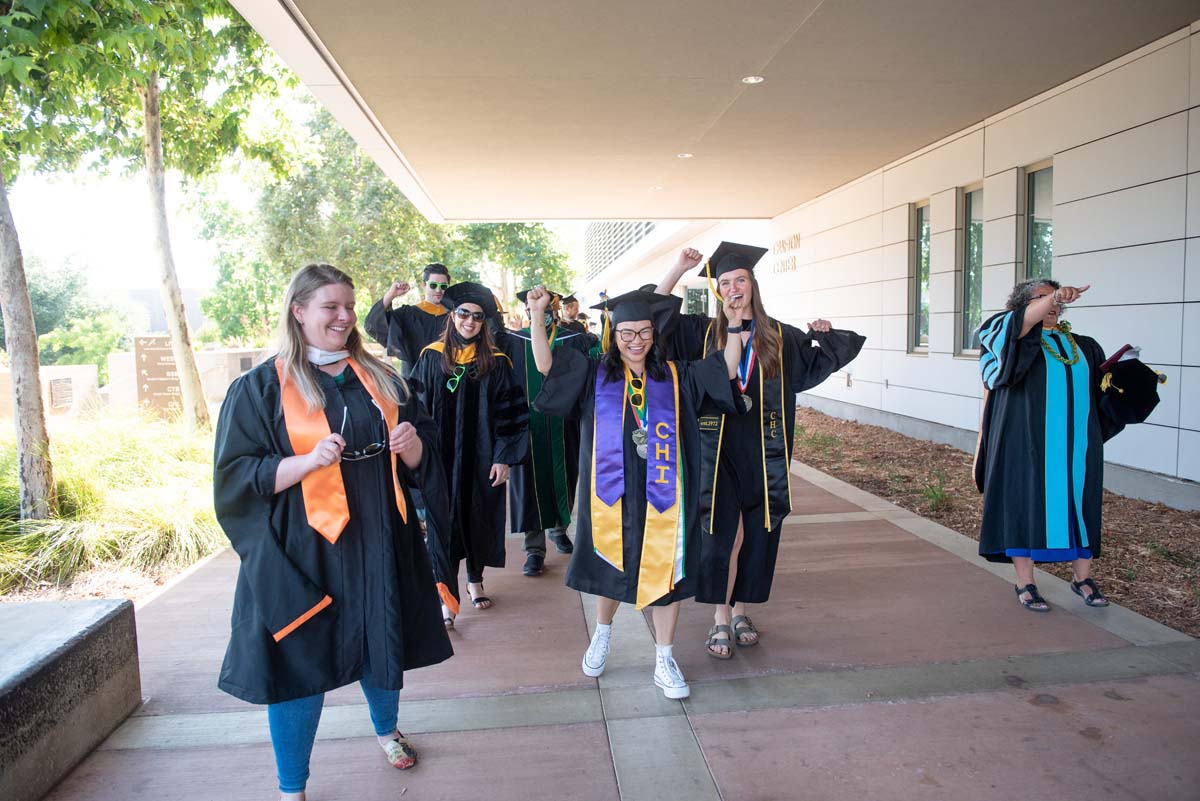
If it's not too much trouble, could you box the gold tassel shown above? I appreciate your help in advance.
[705,260,725,304]
[600,297,612,352]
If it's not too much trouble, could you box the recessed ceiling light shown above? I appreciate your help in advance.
[677,153,694,159]
[741,75,765,85]
[650,185,663,191]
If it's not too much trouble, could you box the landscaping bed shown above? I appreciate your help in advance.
[793,407,1200,638]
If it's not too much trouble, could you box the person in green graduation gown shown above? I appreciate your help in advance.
[213,264,455,800]
[502,289,598,577]
[974,279,1157,612]
[655,243,866,659]
[364,263,453,376]
[525,286,745,700]
[407,281,530,626]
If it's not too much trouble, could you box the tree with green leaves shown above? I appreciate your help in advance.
[38,309,129,384]
[196,101,577,344]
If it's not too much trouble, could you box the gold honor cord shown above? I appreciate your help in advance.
[634,362,683,610]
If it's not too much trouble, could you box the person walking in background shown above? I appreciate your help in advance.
[365,263,452,376]
[526,286,744,699]
[213,264,455,801]
[503,288,597,577]
[407,281,529,626]
[655,244,865,658]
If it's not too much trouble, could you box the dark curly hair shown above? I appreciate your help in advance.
[1005,278,1060,311]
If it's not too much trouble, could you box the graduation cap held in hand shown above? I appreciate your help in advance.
[1098,345,1165,426]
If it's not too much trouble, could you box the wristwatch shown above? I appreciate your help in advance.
[727,324,744,334]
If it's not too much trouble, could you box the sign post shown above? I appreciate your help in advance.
[135,336,182,418]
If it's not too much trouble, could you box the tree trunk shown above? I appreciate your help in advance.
[140,72,210,431]
[0,172,56,519]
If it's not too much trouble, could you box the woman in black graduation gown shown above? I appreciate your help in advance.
[525,286,744,700]
[214,264,455,800]
[407,281,529,625]
[975,279,1138,612]
[655,244,866,658]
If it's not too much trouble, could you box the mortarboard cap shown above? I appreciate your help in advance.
[516,288,562,308]
[700,241,769,280]
[442,281,499,317]
[561,294,579,304]
[1099,356,1163,426]
[590,288,668,325]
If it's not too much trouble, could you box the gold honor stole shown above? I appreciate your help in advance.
[591,362,685,609]
[420,340,511,367]
[416,300,448,316]
[698,321,793,532]
[276,357,409,540]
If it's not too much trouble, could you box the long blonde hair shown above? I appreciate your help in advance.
[277,264,408,411]
[710,273,782,379]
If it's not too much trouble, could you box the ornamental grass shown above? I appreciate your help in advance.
[0,414,223,595]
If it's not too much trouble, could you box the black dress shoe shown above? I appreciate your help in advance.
[523,553,545,576]
[548,532,574,554]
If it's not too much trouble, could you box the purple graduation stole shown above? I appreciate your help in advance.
[591,362,685,608]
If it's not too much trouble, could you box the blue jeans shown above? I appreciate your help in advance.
[267,664,400,793]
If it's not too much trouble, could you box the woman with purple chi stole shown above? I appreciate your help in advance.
[974,279,1158,613]
[525,286,745,700]
[655,243,866,659]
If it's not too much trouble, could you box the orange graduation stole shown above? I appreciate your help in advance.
[276,357,408,544]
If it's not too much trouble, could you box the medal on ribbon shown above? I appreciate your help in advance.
[737,320,756,412]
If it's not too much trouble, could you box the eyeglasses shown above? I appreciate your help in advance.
[446,364,467,392]
[615,327,653,343]
[427,281,450,291]
[339,403,387,461]
[454,308,486,322]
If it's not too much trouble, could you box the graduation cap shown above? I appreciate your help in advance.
[561,294,579,305]
[516,288,562,310]
[702,241,769,280]
[1099,346,1165,426]
[442,281,499,317]
[591,288,670,350]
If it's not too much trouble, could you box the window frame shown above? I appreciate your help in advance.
[908,200,932,353]
[957,183,985,356]
[1022,159,1054,281]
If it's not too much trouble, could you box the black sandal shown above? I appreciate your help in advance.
[1015,583,1050,612]
[1070,577,1110,607]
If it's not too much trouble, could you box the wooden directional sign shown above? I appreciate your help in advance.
[135,336,182,417]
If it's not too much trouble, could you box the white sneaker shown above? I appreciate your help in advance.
[653,653,690,699]
[582,627,611,677]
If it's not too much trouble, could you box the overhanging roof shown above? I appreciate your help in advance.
[232,0,1200,222]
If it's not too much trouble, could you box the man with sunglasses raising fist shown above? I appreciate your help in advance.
[365,263,454,378]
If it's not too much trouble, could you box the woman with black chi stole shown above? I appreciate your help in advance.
[525,285,745,699]
[655,243,866,659]
[213,264,455,799]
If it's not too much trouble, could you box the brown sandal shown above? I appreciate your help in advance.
[731,615,760,646]
[705,624,734,659]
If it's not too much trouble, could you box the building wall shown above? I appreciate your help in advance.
[599,22,1199,488]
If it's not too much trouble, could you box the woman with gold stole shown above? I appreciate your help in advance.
[525,286,744,699]
[214,264,455,800]
[655,243,866,659]
[408,281,529,626]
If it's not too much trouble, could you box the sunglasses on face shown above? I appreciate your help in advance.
[454,308,486,322]
[427,282,450,291]
[615,327,653,343]
[446,364,468,392]
[339,404,387,461]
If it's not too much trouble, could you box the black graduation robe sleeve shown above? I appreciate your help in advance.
[680,351,741,415]
[212,376,329,640]
[978,304,1043,390]
[395,387,458,601]
[781,322,866,393]
[531,346,594,419]
[489,358,531,467]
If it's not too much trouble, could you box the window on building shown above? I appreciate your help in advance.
[912,202,931,350]
[685,287,708,316]
[962,187,984,351]
[1026,166,1053,279]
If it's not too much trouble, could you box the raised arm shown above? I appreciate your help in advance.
[526,286,554,375]
[720,295,743,379]
[1020,284,1089,336]
[655,248,704,295]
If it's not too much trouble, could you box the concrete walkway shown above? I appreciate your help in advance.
[43,462,1200,801]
